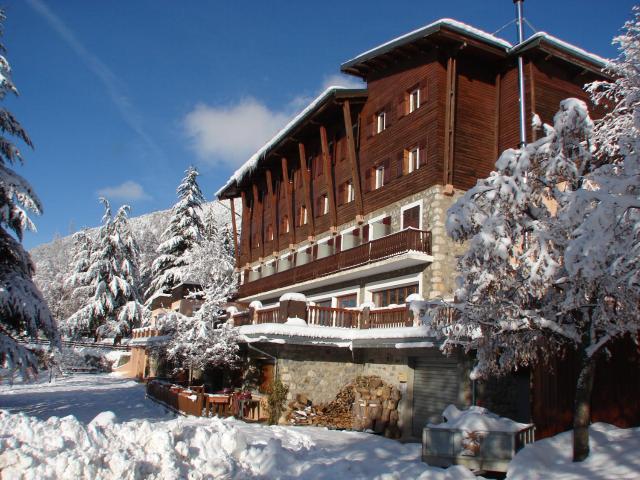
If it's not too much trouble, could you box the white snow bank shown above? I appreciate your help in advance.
[280,292,307,302]
[506,423,640,479]
[249,300,263,309]
[0,410,477,480]
[429,405,530,433]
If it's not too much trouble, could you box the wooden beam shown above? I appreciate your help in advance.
[241,190,251,263]
[443,54,457,187]
[319,125,337,228]
[281,157,295,245]
[229,198,239,268]
[342,100,364,218]
[265,169,279,253]
[298,142,315,237]
[252,183,264,259]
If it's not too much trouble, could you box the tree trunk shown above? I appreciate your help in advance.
[573,353,596,462]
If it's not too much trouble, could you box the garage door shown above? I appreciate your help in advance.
[412,355,460,437]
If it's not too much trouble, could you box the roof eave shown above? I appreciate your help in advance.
[216,88,367,199]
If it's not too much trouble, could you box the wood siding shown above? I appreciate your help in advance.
[235,52,605,266]
[358,53,445,216]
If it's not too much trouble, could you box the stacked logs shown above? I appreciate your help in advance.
[285,376,402,438]
[351,376,402,439]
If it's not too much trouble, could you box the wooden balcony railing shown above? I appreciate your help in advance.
[238,228,431,298]
[239,304,413,330]
[307,306,361,328]
[255,306,280,324]
[368,306,413,328]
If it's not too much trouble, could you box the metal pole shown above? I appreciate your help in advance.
[514,0,527,147]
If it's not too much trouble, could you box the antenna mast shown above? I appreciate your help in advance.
[514,0,527,147]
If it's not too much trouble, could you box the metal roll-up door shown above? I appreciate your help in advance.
[412,354,460,437]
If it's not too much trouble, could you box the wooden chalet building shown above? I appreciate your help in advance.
[216,19,640,439]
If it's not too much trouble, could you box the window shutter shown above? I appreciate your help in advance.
[366,115,373,138]
[383,158,391,184]
[397,94,405,119]
[364,168,372,192]
[419,140,428,167]
[384,103,392,127]
[312,245,318,259]
[363,224,370,243]
[396,152,404,178]
[337,183,345,206]
[335,235,342,252]
[420,81,428,105]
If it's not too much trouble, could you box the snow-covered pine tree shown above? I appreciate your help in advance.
[440,12,640,461]
[66,199,148,338]
[185,210,237,321]
[146,166,205,301]
[161,210,239,379]
[0,9,59,373]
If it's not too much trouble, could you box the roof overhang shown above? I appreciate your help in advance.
[341,18,511,78]
[216,87,368,200]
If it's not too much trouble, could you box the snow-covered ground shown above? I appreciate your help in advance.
[507,422,640,479]
[0,374,174,423]
[0,374,474,479]
[3,374,638,479]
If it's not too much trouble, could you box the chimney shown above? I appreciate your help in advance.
[514,0,527,147]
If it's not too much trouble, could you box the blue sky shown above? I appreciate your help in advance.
[4,0,636,249]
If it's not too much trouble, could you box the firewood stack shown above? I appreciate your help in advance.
[285,376,402,438]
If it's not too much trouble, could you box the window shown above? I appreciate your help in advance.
[337,294,357,308]
[281,215,290,233]
[375,165,385,189]
[402,204,421,230]
[323,194,329,215]
[376,111,386,133]
[266,224,274,242]
[346,181,355,203]
[408,88,420,113]
[373,284,418,307]
[298,205,308,226]
[407,147,420,173]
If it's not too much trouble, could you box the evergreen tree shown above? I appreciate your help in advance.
[0,9,59,373]
[66,199,148,338]
[146,166,205,300]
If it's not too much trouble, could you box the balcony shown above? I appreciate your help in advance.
[238,228,432,300]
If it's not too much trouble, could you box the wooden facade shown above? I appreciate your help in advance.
[218,20,606,300]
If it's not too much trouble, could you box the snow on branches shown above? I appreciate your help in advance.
[64,199,148,338]
[442,9,640,461]
[0,9,59,373]
[146,166,205,300]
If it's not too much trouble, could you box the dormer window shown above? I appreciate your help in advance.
[376,111,386,133]
[409,88,420,113]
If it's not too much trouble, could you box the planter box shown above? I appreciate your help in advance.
[422,424,535,473]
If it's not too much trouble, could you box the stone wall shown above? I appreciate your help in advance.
[275,346,416,438]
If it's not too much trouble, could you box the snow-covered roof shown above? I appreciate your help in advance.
[216,86,366,198]
[511,32,609,70]
[341,18,608,76]
[341,18,512,72]
[238,323,439,349]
